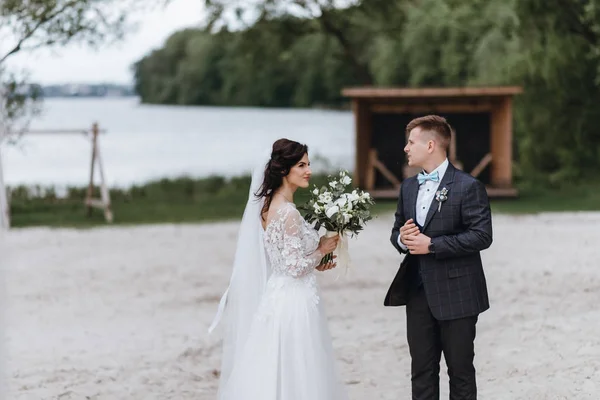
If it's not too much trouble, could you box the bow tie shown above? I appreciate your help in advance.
[417,171,440,185]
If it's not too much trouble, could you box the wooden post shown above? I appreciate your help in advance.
[0,146,10,230]
[86,123,98,216]
[449,127,457,163]
[490,98,513,187]
[84,122,113,222]
[365,148,376,191]
[353,99,372,189]
[95,131,113,223]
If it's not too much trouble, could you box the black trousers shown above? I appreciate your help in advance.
[406,283,478,400]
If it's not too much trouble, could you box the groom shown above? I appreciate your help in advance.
[386,115,493,400]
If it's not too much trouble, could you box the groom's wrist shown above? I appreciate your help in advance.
[397,234,408,251]
[428,238,436,254]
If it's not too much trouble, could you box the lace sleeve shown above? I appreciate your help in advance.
[281,208,323,278]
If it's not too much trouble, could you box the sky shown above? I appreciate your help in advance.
[4,0,206,85]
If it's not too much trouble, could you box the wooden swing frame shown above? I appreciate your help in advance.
[0,122,113,229]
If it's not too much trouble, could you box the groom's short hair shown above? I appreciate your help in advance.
[406,115,452,151]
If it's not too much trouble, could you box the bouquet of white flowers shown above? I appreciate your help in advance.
[299,170,375,270]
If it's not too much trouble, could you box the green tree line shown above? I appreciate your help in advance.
[132,0,599,183]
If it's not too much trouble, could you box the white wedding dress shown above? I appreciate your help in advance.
[218,201,349,400]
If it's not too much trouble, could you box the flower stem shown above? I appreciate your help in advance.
[321,252,333,265]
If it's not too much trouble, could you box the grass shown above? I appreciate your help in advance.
[7,175,600,229]
[9,176,253,228]
[489,181,600,214]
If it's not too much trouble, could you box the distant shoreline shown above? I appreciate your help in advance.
[38,83,135,98]
[37,95,352,111]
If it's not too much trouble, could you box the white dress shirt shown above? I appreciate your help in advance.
[398,158,449,250]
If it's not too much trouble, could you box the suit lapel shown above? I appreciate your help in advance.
[406,178,420,223]
[422,163,456,232]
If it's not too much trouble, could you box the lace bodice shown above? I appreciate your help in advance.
[263,202,322,278]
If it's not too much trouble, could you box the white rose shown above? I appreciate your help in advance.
[313,188,319,195]
[347,192,359,203]
[319,193,332,204]
[325,205,340,219]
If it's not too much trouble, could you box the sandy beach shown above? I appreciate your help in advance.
[3,212,600,399]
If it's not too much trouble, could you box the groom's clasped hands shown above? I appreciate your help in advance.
[400,218,432,255]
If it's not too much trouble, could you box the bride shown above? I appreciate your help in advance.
[209,138,349,400]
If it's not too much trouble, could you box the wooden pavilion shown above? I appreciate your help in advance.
[341,86,523,198]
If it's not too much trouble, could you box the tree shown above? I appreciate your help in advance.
[0,0,155,63]
[201,0,406,85]
[502,0,600,182]
[0,69,42,141]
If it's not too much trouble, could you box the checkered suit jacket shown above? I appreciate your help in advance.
[385,163,492,320]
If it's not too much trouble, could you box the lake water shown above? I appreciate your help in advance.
[1,98,355,188]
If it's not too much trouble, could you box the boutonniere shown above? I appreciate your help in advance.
[435,187,449,212]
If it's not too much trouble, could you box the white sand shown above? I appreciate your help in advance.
[2,212,600,399]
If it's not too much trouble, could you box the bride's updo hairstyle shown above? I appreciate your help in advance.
[255,138,308,218]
